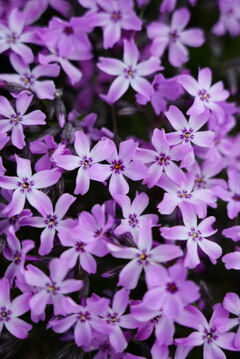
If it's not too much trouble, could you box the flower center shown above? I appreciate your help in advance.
[188,227,202,241]
[111,11,122,22]
[13,251,21,264]
[106,312,120,324]
[20,73,35,86]
[46,282,60,294]
[9,215,18,224]
[156,153,171,166]
[166,282,178,294]
[177,190,192,199]
[63,26,74,35]
[75,241,86,253]
[203,327,218,343]
[7,33,18,44]
[79,155,93,170]
[169,30,179,43]
[180,128,194,143]
[77,311,91,322]
[232,194,240,202]
[124,66,136,79]
[0,307,11,322]
[111,160,125,174]
[128,213,139,228]
[198,89,210,102]
[45,215,58,228]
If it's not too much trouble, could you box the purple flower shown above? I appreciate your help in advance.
[25,258,82,315]
[178,68,229,122]
[55,131,115,195]
[136,74,184,115]
[214,169,240,219]
[165,105,215,167]
[176,304,237,358]
[30,135,69,171]
[97,39,161,103]
[216,292,240,349]
[90,139,147,197]
[114,192,158,237]
[108,220,182,289]
[101,288,138,352]
[0,53,60,99]
[22,193,75,255]
[39,16,92,60]
[212,0,240,37]
[190,159,227,191]
[0,8,35,63]
[222,226,240,242]
[3,226,34,284]
[157,172,216,219]
[0,277,32,338]
[160,211,222,268]
[0,93,46,149]
[89,0,142,49]
[134,128,186,187]
[148,8,204,67]
[0,155,61,216]
[59,203,114,273]
[49,294,110,347]
[131,301,174,345]
[143,263,200,320]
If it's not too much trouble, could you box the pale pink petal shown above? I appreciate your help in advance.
[12,125,26,149]
[130,77,153,100]
[177,75,199,96]
[31,169,61,188]
[181,29,204,47]
[192,131,214,147]
[165,105,188,130]
[55,154,80,170]
[74,321,92,346]
[222,252,240,270]
[54,193,76,219]
[5,317,32,339]
[136,57,161,76]
[203,343,226,359]
[109,173,129,197]
[112,288,129,315]
[198,239,222,264]
[15,155,32,178]
[98,57,124,76]
[160,226,188,240]
[0,96,15,117]
[103,23,121,49]
[184,240,200,268]
[171,8,190,31]
[25,265,49,286]
[169,42,188,67]
[118,260,142,289]
[74,168,90,195]
[39,227,55,255]
[29,290,49,315]
[106,76,130,103]
[80,252,96,273]
[123,39,139,66]
[198,68,212,89]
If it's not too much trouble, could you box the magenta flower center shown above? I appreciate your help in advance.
[13,250,21,264]
[18,178,34,192]
[77,311,91,322]
[20,73,35,86]
[9,215,18,224]
[7,32,18,44]
[111,11,122,22]
[106,312,121,324]
[188,227,202,241]
[198,89,210,102]
[111,160,125,174]
[180,128,194,143]
[10,112,22,126]
[124,66,137,79]
[75,241,86,253]
[136,250,151,265]
[155,153,171,166]
[0,307,11,322]
[232,193,240,201]
[128,213,139,228]
[177,190,192,199]
[46,282,60,294]
[63,26,74,35]
[202,327,218,343]
[45,215,58,228]
[169,30,179,43]
[166,282,178,294]
[195,176,206,189]
[79,155,93,170]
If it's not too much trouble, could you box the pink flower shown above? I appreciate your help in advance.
[165,105,215,167]
[56,131,115,195]
[108,220,182,289]
[89,0,142,49]
[143,263,200,320]
[0,155,61,216]
[148,8,204,67]
[0,277,32,338]
[134,128,186,187]
[0,8,35,63]
[114,192,158,237]
[160,211,222,268]
[0,53,60,100]
[178,67,229,122]
[97,39,161,103]
[157,172,216,219]
[22,193,76,255]
[0,93,46,149]
[176,304,237,358]
[25,258,82,315]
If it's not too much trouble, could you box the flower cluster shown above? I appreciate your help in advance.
[0,1,240,359]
